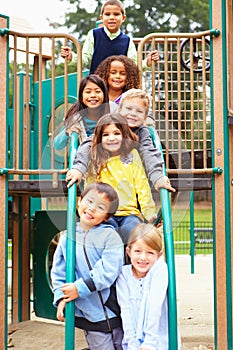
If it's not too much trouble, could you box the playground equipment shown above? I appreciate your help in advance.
[0,0,232,348]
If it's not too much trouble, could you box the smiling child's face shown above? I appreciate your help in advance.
[126,239,161,278]
[119,97,147,128]
[108,60,127,93]
[78,189,111,231]
[101,123,123,156]
[100,5,126,33]
[82,81,104,109]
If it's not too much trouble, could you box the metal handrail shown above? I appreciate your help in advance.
[65,132,78,350]
[148,125,179,349]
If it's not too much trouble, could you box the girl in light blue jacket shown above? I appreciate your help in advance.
[116,223,181,350]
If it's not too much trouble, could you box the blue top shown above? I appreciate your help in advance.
[53,116,97,150]
[90,27,130,74]
[51,222,124,330]
[113,94,122,105]
[116,257,178,350]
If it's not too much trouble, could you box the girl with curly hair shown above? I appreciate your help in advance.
[94,55,140,106]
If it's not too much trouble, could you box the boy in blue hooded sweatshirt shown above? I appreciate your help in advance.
[51,182,124,350]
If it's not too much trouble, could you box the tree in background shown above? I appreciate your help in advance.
[57,0,209,42]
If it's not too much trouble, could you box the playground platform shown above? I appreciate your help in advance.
[8,255,214,350]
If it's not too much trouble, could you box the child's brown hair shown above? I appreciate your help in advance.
[95,55,140,93]
[101,0,125,15]
[64,74,109,127]
[88,112,138,177]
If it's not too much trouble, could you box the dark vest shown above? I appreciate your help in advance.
[90,27,130,74]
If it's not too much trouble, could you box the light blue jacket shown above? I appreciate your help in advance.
[53,126,69,150]
[53,116,97,150]
[116,257,181,349]
[51,222,124,324]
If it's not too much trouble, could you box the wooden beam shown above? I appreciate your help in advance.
[227,0,233,336]
[0,14,8,350]
[212,1,233,348]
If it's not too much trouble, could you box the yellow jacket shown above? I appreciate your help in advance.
[86,149,156,221]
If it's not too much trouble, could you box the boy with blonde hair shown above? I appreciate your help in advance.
[66,88,175,194]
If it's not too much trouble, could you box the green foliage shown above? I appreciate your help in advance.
[58,0,209,41]
[8,62,34,108]
[46,61,78,77]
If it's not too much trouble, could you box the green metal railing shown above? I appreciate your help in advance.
[149,125,179,349]
[65,132,78,350]
[64,126,179,349]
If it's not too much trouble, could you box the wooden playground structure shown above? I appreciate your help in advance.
[0,0,232,348]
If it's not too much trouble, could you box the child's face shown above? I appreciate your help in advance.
[108,60,127,93]
[126,239,161,278]
[78,189,111,230]
[100,5,126,33]
[101,123,123,156]
[119,97,147,128]
[82,81,104,109]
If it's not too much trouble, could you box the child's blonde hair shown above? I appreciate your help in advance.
[119,88,151,115]
[101,0,125,15]
[127,223,163,253]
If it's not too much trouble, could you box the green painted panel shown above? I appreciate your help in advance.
[33,73,78,174]
[33,210,67,320]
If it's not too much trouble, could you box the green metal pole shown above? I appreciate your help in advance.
[65,132,78,350]
[160,188,178,349]
[148,126,178,349]
[18,198,23,321]
[17,72,26,178]
[220,1,232,348]
[17,72,26,321]
[189,191,195,274]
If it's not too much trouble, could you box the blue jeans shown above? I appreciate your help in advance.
[107,215,142,244]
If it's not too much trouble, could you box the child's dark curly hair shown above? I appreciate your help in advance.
[94,55,140,93]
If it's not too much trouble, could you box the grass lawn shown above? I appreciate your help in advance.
[172,208,212,223]
[170,208,213,254]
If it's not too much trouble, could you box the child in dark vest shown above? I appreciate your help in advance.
[61,0,159,73]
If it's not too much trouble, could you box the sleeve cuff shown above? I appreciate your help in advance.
[53,290,64,307]
[74,278,94,298]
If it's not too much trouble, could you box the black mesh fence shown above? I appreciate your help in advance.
[173,221,213,254]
